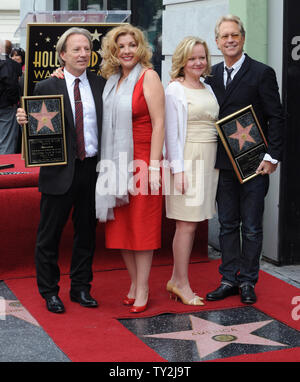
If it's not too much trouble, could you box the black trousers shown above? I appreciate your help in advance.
[216,169,269,287]
[35,157,98,299]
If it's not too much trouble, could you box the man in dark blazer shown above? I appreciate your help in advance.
[205,15,284,304]
[17,27,105,313]
[0,40,22,154]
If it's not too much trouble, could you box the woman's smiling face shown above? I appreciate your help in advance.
[117,33,139,74]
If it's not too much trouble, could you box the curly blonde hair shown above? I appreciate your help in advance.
[170,36,211,80]
[100,24,153,79]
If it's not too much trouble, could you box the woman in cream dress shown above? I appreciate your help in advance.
[164,36,219,306]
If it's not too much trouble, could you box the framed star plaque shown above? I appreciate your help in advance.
[21,95,67,167]
[215,105,268,183]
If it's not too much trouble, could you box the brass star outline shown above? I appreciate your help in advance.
[29,101,59,133]
[229,120,256,151]
[144,315,287,359]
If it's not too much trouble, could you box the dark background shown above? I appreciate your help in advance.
[279,0,300,264]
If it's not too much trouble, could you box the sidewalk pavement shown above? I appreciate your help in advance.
[208,246,300,289]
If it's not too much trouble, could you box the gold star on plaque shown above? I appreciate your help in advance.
[229,120,256,151]
[91,29,102,41]
[29,102,58,133]
[45,37,51,43]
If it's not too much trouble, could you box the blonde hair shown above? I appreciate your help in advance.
[215,14,246,39]
[100,24,152,79]
[56,27,93,66]
[170,36,211,80]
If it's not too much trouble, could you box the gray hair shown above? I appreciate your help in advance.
[56,27,93,66]
[215,14,246,39]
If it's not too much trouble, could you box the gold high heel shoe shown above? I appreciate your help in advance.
[166,281,204,306]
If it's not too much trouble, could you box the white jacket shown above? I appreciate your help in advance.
[164,79,217,174]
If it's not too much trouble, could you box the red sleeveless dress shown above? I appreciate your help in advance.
[105,71,163,250]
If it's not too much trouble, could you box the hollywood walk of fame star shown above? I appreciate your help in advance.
[229,120,256,151]
[145,315,287,359]
[29,101,59,133]
[0,299,39,327]
[91,29,102,42]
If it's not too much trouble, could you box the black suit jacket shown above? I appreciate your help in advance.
[206,54,284,170]
[0,56,21,107]
[34,70,106,195]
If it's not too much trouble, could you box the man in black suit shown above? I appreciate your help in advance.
[205,15,284,304]
[0,39,22,154]
[17,28,105,313]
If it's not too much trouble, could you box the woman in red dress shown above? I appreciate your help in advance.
[96,25,165,313]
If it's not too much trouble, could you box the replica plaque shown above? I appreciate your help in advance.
[25,23,122,96]
[215,105,268,184]
[21,95,67,167]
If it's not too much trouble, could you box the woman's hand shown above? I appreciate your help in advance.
[51,67,65,79]
[16,108,28,125]
[149,167,161,194]
[174,171,188,194]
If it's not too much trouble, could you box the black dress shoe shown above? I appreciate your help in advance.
[240,285,257,304]
[70,290,98,307]
[45,295,65,313]
[206,284,239,301]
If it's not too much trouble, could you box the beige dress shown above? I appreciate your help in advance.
[165,87,219,222]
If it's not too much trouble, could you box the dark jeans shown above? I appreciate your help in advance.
[35,157,98,298]
[216,170,269,287]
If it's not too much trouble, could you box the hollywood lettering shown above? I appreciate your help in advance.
[32,50,100,82]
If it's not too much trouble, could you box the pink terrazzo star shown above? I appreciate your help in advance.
[145,315,287,359]
[229,120,256,151]
[0,299,40,327]
[29,101,58,133]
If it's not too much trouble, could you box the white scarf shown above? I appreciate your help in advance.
[95,63,143,222]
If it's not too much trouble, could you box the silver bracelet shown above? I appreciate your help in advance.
[148,166,160,171]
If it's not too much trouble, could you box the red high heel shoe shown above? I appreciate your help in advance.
[123,296,135,306]
[129,294,149,313]
[130,302,148,313]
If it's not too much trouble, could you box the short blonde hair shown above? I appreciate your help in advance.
[56,27,93,66]
[215,14,246,39]
[170,36,211,80]
[100,24,152,79]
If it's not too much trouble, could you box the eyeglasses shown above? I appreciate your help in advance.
[219,33,241,41]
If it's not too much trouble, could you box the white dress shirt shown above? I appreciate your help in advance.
[64,68,98,157]
[223,54,277,164]
[223,53,246,86]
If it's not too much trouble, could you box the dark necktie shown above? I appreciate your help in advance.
[225,67,234,88]
[74,78,85,160]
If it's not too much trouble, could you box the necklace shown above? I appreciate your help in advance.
[183,78,204,89]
